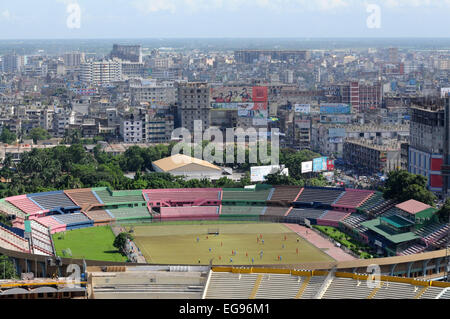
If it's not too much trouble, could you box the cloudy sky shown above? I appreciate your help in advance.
[0,0,449,39]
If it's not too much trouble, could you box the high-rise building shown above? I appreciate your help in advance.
[63,52,85,67]
[388,48,399,63]
[110,44,142,63]
[409,104,445,193]
[1,54,24,73]
[347,81,383,113]
[80,60,122,85]
[130,80,176,106]
[177,82,211,134]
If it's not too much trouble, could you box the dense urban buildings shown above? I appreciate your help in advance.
[2,42,450,200]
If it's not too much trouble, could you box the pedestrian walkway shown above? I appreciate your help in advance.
[284,224,356,262]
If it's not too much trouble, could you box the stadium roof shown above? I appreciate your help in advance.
[361,219,419,244]
[395,200,431,215]
[152,154,221,172]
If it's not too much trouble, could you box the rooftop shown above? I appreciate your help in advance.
[395,200,431,215]
[361,219,419,244]
[152,154,221,172]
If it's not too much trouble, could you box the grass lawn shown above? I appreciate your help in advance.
[52,226,127,262]
[129,223,335,265]
[313,225,373,259]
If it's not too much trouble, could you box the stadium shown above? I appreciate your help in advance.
[0,185,449,299]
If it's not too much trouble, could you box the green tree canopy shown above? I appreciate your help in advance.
[0,254,17,280]
[437,198,450,223]
[113,232,134,253]
[26,127,51,144]
[0,128,17,144]
[383,170,436,206]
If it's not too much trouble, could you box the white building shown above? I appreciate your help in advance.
[120,115,144,143]
[80,60,122,86]
[130,80,176,105]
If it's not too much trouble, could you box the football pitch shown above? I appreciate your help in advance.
[52,226,127,262]
[128,223,335,265]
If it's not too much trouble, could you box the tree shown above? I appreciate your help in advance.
[437,198,450,223]
[113,232,134,253]
[0,213,11,227]
[383,170,436,205]
[0,254,17,280]
[0,128,17,144]
[26,127,51,144]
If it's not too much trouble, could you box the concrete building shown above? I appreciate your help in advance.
[408,104,445,193]
[120,113,145,143]
[312,124,409,159]
[177,82,211,133]
[146,115,174,144]
[343,139,401,174]
[1,54,24,73]
[63,52,84,67]
[130,80,176,106]
[80,60,122,86]
[110,44,142,63]
[121,62,145,79]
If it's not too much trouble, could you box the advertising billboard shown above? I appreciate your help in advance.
[294,104,311,114]
[251,165,288,182]
[301,161,313,174]
[252,86,268,102]
[211,86,267,104]
[237,102,268,125]
[320,103,351,115]
[327,159,335,171]
[313,157,328,172]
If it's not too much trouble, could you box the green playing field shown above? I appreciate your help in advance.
[128,223,335,265]
[52,226,127,262]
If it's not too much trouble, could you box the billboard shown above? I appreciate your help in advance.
[211,86,267,104]
[251,165,288,182]
[237,102,268,125]
[327,159,335,171]
[294,104,311,114]
[252,86,268,102]
[301,161,313,174]
[320,103,351,115]
[313,157,328,172]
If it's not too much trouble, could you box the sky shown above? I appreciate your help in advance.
[1,0,450,39]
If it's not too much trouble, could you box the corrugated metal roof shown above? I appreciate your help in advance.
[395,199,431,215]
[152,154,221,172]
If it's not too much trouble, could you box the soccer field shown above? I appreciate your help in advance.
[52,226,127,262]
[129,223,335,265]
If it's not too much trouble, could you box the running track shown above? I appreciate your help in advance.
[284,224,356,262]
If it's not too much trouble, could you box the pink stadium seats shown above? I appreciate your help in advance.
[6,195,46,216]
[30,216,66,234]
[316,210,352,227]
[143,188,222,207]
[332,189,374,212]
